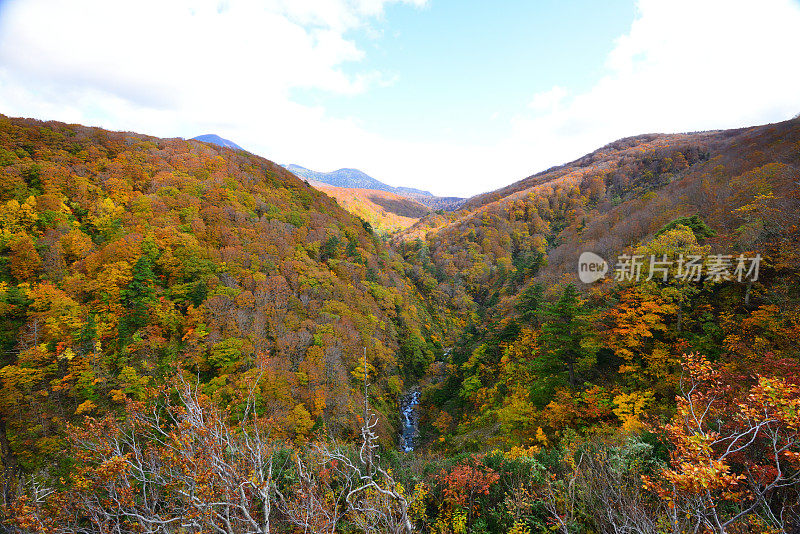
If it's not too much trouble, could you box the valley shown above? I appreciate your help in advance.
[1,113,799,532]
[2,0,799,529]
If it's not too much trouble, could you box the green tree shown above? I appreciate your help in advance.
[119,255,156,337]
[539,284,592,387]
[656,215,715,241]
[515,283,544,325]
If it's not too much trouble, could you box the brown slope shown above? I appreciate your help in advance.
[311,182,432,233]
[461,131,722,212]
[402,119,798,242]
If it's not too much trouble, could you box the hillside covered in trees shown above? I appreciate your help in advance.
[1,114,800,533]
[311,182,433,234]
[0,114,443,469]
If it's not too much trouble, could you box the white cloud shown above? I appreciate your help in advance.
[0,0,798,198]
[499,0,800,190]
[395,0,800,196]
[0,0,419,136]
[528,86,567,114]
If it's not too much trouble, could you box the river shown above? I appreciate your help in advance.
[399,389,420,452]
[398,348,451,452]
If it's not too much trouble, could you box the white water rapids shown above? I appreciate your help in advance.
[399,389,420,452]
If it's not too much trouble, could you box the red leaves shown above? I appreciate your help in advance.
[436,457,500,511]
[646,353,800,528]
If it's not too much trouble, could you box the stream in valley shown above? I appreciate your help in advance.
[399,389,421,452]
[398,349,450,452]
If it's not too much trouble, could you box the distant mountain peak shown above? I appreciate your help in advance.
[283,164,465,211]
[282,164,430,196]
[192,134,245,151]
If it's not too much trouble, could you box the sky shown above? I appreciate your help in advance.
[0,0,799,197]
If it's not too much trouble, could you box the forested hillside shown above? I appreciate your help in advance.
[2,114,800,533]
[397,117,800,450]
[0,114,442,476]
[399,119,799,341]
[311,182,433,234]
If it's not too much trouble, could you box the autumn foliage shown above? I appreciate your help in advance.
[1,113,799,532]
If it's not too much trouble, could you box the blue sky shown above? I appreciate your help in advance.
[1,0,799,196]
[295,0,635,146]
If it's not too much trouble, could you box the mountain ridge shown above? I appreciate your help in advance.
[458,126,766,212]
[284,164,402,193]
[2,113,800,533]
[191,133,245,151]
[0,113,441,466]
[284,164,466,211]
